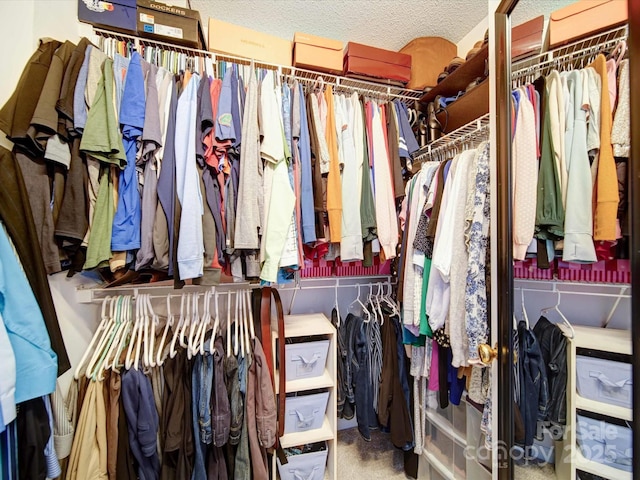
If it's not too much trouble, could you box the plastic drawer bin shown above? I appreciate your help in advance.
[285,340,330,381]
[284,391,330,434]
[576,355,632,409]
[277,443,328,480]
[576,414,632,472]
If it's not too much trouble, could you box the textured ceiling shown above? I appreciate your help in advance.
[192,0,576,51]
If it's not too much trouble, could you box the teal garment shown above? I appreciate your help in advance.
[79,57,126,167]
[402,324,425,347]
[0,226,57,403]
[419,257,433,338]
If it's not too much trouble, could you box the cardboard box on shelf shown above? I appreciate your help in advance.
[208,18,292,66]
[137,0,206,49]
[293,32,343,74]
[548,0,627,48]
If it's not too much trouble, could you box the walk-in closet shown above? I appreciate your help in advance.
[0,1,636,480]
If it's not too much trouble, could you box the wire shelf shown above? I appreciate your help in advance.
[512,24,628,79]
[94,27,423,105]
[412,113,490,162]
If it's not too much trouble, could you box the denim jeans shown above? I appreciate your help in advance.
[225,354,243,445]
[517,321,549,448]
[192,346,213,480]
[212,337,230,447]
[351,314,377,441]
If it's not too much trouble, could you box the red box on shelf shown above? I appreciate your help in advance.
[513,258,554,280]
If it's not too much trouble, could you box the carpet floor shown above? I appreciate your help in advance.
[336,427,409,479]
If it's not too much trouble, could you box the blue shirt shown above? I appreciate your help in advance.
[112,52,145,251]
[297,82,316,244]
[0,227,56,403]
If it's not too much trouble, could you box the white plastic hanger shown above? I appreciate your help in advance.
[521,288,530,328]
[541,290,575,339]
[169,293,186,359]
[348,284,371,320]
[94,295,126,380]
[103,295,131,373]
[334,281,341,327]
[178,293,192,349]
[147,295,159,367]
[86,296,120,379]
[209,290,220,354]
[187,292,201,358]
[226,290,232,358]
[245,289,255,340]
[234,290,241,357]
[195,290,211,355]
[110,295,133,372]
[75,296,112,379]
[156,294,174,366]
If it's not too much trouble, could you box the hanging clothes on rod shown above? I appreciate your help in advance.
[66,289,274,480]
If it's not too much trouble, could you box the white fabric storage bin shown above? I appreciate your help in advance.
[285,340,330,381]
[576,355,632,409]
[277,446,328,480]
[284,391,329,434]
[576,414,632,472]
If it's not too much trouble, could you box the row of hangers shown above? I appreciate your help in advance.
[74,289,257,381]
[517,288,576,339]
[512,39,628,88]
[342,282,400,325]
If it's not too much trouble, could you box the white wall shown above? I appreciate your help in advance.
[0,0,99,393]
[457,15,488,58]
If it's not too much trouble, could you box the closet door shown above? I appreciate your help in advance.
[491,2,638,480]
[490,2,517,479]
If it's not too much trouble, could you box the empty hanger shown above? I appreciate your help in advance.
[75,296,112,379]
[157,294,174,366]
[541,290,575,339]
[521,288,530,328]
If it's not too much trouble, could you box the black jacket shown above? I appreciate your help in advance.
[533,316,568,425]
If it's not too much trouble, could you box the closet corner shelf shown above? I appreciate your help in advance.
[574,449,632,480]
[575,395,633,422]
[275,369,334,394]
[274,313,334,337]
[279,417,334,448]
[572,325,632,355]
[425,409,467,447]
[419,44,488,106]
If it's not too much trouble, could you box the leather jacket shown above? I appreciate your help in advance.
[532,316,568,425]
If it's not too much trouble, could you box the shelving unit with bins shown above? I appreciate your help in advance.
[271,313,337,480]
[419,400,475,480]
[557,325,633,480]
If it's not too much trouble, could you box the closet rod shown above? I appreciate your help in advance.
[93,27,423,105]
[412,112,490,163]
[76,275,393,303]
[512,24,628,77]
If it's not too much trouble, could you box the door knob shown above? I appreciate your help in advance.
[478,343,498,365]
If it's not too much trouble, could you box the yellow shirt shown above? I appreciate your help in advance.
[324,85,342,242]
[589,54,619,241]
